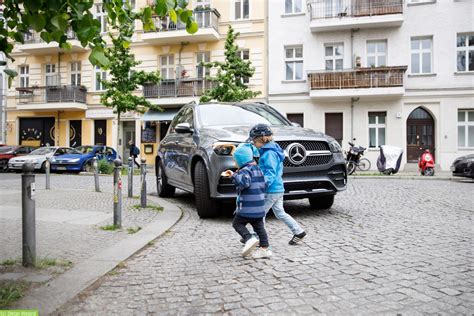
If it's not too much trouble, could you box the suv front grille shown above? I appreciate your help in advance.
[276,141,332,167]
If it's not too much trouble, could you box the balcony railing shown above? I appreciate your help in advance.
[143,79,214,98]
[16,85,87,104]
[145,9,219,33]
[308,66,407,90]
[308,0,403,20]
[22,28,77,44]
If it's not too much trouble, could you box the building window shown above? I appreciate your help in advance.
[95,65,107,91]
[95,4,107,33]
[408,0,435,3]
[457,33,474,72]
[287,113,304,127]
[368,112,386,148]
[458,110,474,148]
[160,55,175,80]
[71,62,81,86]
[237,49,250,84]
[285,46,303,80]
[234,0,249,20]
[411,36,433,74]
[285,0,302,14]
[325,43,343,71]
[45,64,57,86]
[19,65,29,88]
[196,52,210,79]
[367,40,387,67]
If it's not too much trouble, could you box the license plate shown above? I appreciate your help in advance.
[57,167,67,170]
[450,166,455,172]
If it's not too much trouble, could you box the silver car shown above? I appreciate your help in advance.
[8,146,76,172]
[156,102,347,218]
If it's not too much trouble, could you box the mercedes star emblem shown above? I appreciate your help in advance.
[287,143,307,165]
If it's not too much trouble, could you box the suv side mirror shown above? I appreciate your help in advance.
[175,123,193,134]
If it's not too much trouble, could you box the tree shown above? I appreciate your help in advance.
[99,1,161,150]
[199,25,260,103]
[0,0,197,83]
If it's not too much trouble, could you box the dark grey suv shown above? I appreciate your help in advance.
[156,102,347,218]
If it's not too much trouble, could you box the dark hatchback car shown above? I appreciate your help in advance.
[451,154,474,179]
[156,102,347,218]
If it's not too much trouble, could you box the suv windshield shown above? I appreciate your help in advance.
[197,104,290,127]
[75,146,94,154]
[30,147,55,155]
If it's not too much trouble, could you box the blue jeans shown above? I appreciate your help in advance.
[264,193,304,235]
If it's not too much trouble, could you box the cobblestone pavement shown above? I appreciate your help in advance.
[0,172,161,264]
[58,178,474,315]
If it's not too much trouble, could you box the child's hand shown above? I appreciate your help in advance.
[221,170,234,177]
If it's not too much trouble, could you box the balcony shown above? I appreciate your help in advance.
[308,66,407,100]
[308,0,403,32]
[15,85,88,111]
[17,29,87,54]
[142,9,220,45]
[143,79,214,105]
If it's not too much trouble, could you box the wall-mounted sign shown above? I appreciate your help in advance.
[86,109,115,119]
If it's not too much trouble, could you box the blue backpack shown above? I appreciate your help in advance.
[133,146,140,156]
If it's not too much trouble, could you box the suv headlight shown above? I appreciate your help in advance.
[213,142,238,156]
[329,140,342,153]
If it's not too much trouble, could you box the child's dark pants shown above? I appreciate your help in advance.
[232,214,269,247]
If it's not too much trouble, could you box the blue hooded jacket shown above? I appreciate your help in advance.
[231,143,266,218]
[259,141,286,193]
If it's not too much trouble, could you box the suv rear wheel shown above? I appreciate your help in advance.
[308,195,334,210]
[194,160,219,218]
[156,160,175,197]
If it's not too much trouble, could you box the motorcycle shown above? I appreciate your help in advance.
[346,141,371,175]
[377,145,403,175]
[418,149,435,176]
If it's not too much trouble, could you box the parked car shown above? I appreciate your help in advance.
[8,146,75,172]
[156,102,347,218]
[50,145,118,172]
[0,145,36,172]
[451,154,474,179]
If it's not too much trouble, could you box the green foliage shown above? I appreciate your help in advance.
[0,0,196,83]
[100,224,119,231]
[132,204,164,212]
[126,226,142,234]
[35,257,73,269]
[200,25,261,103]
[0,259,18,266]
[98,158,114,174]
[0,281,26,307]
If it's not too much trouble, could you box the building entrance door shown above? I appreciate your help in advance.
[406,107,435,162]
[70,120,82,147]
[325,113,343,145]
[123,121,136,162]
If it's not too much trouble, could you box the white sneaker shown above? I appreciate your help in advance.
[241,237,259,257]
[252,248,272,259]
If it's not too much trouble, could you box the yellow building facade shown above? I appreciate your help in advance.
[6,0,267,164]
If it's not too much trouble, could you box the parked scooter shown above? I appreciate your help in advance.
[346,140,370,175]
[377,145,403,175]
[418,149,435,176]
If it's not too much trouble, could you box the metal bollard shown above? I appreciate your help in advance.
[128,157,133,198]
[93,157,100,192]
[140,158,147,208]
[45,156,50,190]
[113,159,122,228]
[22,162,36,267]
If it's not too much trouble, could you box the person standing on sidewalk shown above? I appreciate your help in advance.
[249,124,307,245]
[223,143,272,259]
[128,140,140,168]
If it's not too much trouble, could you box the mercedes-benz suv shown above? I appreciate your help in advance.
[156,102,347,218]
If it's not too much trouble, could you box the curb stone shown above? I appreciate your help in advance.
[10,195,182,315]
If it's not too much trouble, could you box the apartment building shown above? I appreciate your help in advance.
[268,0,474,170]
[5,0,266,164]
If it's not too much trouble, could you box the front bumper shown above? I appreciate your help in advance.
[8,162,42,170]
[451,161,474,178]
[51,163,82,171]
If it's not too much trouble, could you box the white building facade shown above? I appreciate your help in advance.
[268,0,474,170]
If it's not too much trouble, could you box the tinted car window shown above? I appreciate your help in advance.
[105,147,114,156]
[197,104,289,127]
[15,147,30,154]
[76,146,94,154]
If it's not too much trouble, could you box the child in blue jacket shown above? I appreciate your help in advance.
[249,124,306,245]
[223,143,272,259]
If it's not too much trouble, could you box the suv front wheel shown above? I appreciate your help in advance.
[157,160,176,197]
[308,195,334,210]
[194,160,219,218]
